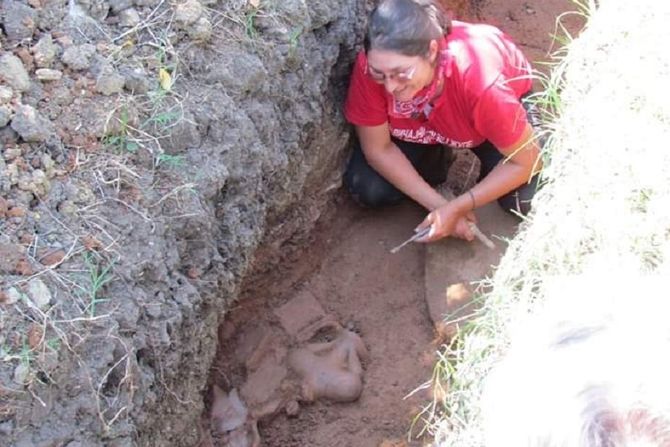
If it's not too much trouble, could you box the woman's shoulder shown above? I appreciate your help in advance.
[445,20,529,91]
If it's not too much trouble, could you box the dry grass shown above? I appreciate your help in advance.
[422,0,670,445]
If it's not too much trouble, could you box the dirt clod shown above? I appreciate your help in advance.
[27,324,43,349]
[38,248,66,266]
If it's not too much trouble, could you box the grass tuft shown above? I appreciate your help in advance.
[422,0,670,445]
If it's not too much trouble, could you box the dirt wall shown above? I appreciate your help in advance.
[0,0,369,445]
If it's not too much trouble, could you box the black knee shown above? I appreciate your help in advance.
[345,169,404,208]
[497,175,540,217]
[497,192,532,216]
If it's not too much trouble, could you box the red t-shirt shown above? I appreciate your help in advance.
[344,21,533,149]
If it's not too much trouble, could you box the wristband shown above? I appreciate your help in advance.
[467,190,476,210]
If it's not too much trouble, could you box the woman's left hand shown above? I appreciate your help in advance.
[415,202,476,242]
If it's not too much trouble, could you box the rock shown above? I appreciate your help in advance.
[0,127,18,150]
[163,111,201,153]
[5,162,20,186]
[57,200,77,216]
[109,0,132,13]
[122,66,152,94]
[41,153,56,176]
[39,0,67,29]
[18,169,49,195]
[33,34,58,68]
[205,50,266,94]
[32,169,49,195]
[119,7,140,27]
[73,0,110,21]
[0,105,11,127]
[0,86,13,103]
[0,196,7,216]
[1,0,38,41]
[187,16,212,41]
[273,288,328,339]
[36,68,63,81]
[11,105,53,142]
[285,400,300,417]
[288,329,368,403]
[0,53,31,92]
[39,248,66,266]
[27,278,52,309]
[5,287,23,304]
[425,202,518,335]
[0,420,13,436]
[7,207,25,218]
[96,67,125,95]
[4,146,21,160]
[61,44,97,71]
[175,0,203,26]
[13,362,31,385]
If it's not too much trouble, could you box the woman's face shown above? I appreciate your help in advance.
[366,41,438,102]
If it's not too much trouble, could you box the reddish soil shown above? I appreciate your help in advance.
[206,1,584,446]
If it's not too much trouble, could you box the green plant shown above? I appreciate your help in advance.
[83,252,115,317]
[103,107,139,153]
[156,153,186,169]
[289,26,302,48]
[245,5,260,39]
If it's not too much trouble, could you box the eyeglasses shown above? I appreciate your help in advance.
[365,63,416,84]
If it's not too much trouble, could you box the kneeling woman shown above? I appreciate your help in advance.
[344,0,542,242]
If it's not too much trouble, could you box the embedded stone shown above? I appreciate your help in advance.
[175,0,203,26]
[61,44,97,71]
[33,35,58,68]
[11,104,53,142]
[0,53,31,92]
[119,7,140,27]
[36,68,63,81]
[2,0,37,41]
[27,278,52,309]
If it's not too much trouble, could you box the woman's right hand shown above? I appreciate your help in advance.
[415,203,477,242]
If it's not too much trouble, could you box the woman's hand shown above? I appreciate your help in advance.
[415,202,477,242]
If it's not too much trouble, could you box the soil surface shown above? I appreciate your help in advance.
[206,1,584,446]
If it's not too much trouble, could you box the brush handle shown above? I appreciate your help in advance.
[439,186,495,250]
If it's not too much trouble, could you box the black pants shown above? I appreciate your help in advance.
[344,94,542,216]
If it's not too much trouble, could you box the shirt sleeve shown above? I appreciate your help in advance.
[344,52,389,127]
[472,80,529,149]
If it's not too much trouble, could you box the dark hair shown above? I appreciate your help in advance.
[364,0,452,56]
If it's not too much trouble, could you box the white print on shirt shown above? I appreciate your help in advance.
[390,126,474,148]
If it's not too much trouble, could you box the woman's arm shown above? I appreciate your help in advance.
[356,123,448,211]
[466,122,542,210]
[417,122,542,241]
